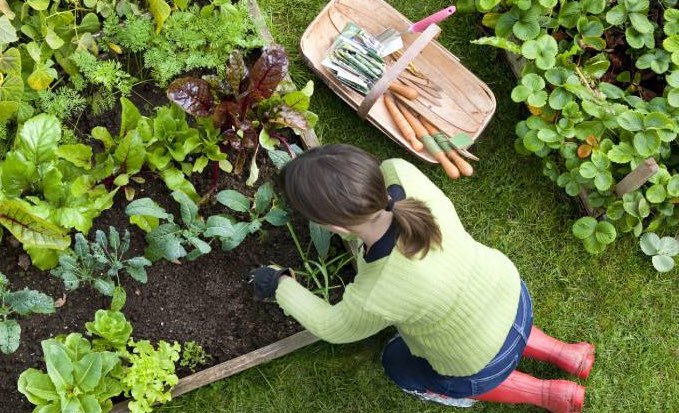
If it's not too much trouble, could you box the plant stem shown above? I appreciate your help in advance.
[286,221,323,291]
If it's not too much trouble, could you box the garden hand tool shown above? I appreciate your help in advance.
[376,6,457,56]
[383,92,423,152]
[395,100,460,179]
[421,118,474,177]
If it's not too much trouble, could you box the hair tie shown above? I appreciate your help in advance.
[385,198,395,212]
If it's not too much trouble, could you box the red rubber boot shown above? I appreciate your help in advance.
[523,326,595,379]
[473,370,585,413]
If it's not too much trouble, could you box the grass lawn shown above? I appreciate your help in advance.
[157,1,679,412]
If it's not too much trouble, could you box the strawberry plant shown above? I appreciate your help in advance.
[0,272,54,354]
[463,0,679,259]
[640,232,679,272]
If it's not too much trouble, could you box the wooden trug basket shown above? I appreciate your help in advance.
[300,0,497,163]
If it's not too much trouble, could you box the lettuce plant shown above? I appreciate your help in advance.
[19,306,182,413]
[17,334,124,413]
[86,309,133,351]
[122,340,181,413]
[0,272,54,354]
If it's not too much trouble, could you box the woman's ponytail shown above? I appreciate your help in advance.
[390,199,442,259]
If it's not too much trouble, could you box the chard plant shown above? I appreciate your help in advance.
[463,0,679,260]
[0,272,54,354]
[18,296,182,413]
[0,113,116,269]
[50,226,152,296]
[166,46,318,188]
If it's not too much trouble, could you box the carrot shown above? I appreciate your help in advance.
[421,118,474,177]
[388,82,418,100]
[396,101,460,180]
[383,93,423,152]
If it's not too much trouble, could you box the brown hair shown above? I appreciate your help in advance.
[281,144,441,259]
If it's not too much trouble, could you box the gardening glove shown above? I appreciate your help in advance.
[249,265,291,301]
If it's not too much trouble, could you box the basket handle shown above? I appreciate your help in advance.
[357,23,441,119]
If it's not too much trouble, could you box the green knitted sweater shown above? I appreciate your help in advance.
[276,158,521,376]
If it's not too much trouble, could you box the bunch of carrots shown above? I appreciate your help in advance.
[383,91,474,180]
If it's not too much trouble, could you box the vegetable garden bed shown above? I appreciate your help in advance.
[0,0,335,411]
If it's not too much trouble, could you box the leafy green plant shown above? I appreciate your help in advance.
[126,191,211,262]
[640,232,679,272]
[86,308,133,351]
[17,334,125,413]
[51,226,151,296]
[106,1,263,85]
[0,272,54,354]
[92,97,228,202]
[19,302,182,413]
[69,51,137,115]
[0,113,116,268]
[213,181,290,250]
[122,339,181,413]
[125,183,288,263]
[166,46,317,185]
[464,0,679,256]
[179,340,211,373]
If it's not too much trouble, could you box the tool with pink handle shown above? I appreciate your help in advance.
[376,5,456,56]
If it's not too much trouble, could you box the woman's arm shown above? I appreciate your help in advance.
[275,277,391,344]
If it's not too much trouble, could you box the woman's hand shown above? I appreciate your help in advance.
[249,266,292,300]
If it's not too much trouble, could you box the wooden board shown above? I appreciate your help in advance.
[300,0,496,163]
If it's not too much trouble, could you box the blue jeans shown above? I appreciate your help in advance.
[381,280,533,398]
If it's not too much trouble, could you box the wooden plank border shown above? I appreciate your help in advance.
[111,2,323,411]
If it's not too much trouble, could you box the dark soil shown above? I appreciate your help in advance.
[0,82,337,412]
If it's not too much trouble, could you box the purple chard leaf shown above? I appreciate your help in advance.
[249,45,289,102]
[226,50,249,96]
[167,77,214,117]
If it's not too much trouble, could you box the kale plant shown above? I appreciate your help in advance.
[51,226,152,296]
[0,273,55,354]
[125,183,288,263]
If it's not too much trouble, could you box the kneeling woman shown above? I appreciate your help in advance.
[252,144,594,413]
